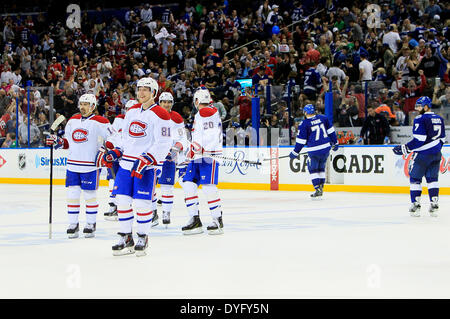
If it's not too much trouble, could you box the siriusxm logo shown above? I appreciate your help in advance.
[35,155,67,168]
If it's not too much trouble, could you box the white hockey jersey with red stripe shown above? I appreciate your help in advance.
[63,113,114,173]
[191,106,223,160]
[169,110,189,166]
[113,103,173,170]
[111,113,125,134]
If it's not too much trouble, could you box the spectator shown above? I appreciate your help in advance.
[359,52,373,82]
[18,116,41,147]
[360,107,391,145]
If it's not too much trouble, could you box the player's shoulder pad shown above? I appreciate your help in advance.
[128,104,142,112]
[151,105,171,120]
[415,114,422,120]
[69,114,82,121]
[170,111,184,124]
[116,114,125,119]
[90,115,110,124]
[199,107,218,118]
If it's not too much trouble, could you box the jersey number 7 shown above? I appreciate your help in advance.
[311,124,328,141]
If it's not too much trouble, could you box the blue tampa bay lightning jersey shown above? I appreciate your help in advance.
[303,67,322,92]
[406,112,446,154]
[293,114,338,155]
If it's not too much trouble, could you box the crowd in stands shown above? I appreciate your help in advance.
[0,0,450,148]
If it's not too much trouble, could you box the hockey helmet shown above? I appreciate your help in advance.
[137,77,159,97]
[193,88,212,108]
[415,96,432,110]
[125,99,139,109]
[303,104,316,115]
[159,92,174,104]
[78,93,97,110]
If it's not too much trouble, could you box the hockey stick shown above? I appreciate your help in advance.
[263,152,308,161]
[48,115,66,239]
[209,154,262,166]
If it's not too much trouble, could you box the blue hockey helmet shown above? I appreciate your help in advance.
[303,104,316,115]
[415,96,432,109]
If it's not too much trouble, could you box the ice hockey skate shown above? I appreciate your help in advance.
[207,216,224,235]
[310,186,323,200]
[162,211,170,227]
[67,223,79,239]
[134,233,149,257]
[429,197,439,217]
[112,233,135,256]
[151,210,159,227]
[409,202,421,217]
[182,215,203,235]
[104,203,118,221]
[83,223,96,238]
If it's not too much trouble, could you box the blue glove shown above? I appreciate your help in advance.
[103,148,123,163]
[331,143,339,151]
[384,136,390,144]
[45,134,66,149]
[289,150,299,159]
[393,145,410,156]
[131,153,157,179]
[357,137,363,145]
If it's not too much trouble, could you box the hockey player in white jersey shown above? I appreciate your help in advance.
[156,92,189,227]
[182,88,224,235]
[104,99,139,221]
[45,93,115,238]
[101,77,172,256]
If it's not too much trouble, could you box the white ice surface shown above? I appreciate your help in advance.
[1,184,450,299]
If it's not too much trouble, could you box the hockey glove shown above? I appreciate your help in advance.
[166,142,183,162]
[45,134,67,149]
[393,144,411,156]
[103,148,123,163]
[331,143,339,152]
[289,150,300,159]
[131,153,157,179]
[187,142,204,160]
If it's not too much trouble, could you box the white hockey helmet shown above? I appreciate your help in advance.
[193,88,212,108]
[125,99,139,109]
[78,93,97,109]
[159,92,174,104]
[137,76,159,97]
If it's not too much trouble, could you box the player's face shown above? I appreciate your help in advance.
[79,102,93,117]
[160,100,172,111]
[137,86,153,104]
[415,105,424,114]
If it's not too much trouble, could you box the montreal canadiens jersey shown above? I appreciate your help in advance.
[191,106,223,160]
[111,113,125,134]
[406,112,446,155]
[169,110,189,166]
[113,103,173,170]
[294,114,337,155]
[64,114,114,173]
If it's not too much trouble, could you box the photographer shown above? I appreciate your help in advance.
[337,96,361,127]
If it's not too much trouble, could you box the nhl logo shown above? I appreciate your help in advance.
[18,153,26,170]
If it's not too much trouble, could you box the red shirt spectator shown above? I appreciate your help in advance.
[397,71,427,114]
[47,58,62,80]
[236,94,252,123]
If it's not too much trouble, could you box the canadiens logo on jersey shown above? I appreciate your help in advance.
[128,121,148,138]
[72,128,89,143]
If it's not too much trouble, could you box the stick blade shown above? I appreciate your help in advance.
[50,115,66,132]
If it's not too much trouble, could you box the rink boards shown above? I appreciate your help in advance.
[0,146,449,194]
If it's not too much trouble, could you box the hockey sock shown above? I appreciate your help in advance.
[202,184,222,218]
[134,199,154,235]
[84,190,98,224]
[310,172,321,189]
[67,186,81,225]
[410,178,422,203]
[318,171,326,187]
[116,195,134,234]
[161,184,174,213]
[108,179,116,205]
[183,181,199,217]
[426,178,439,203]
